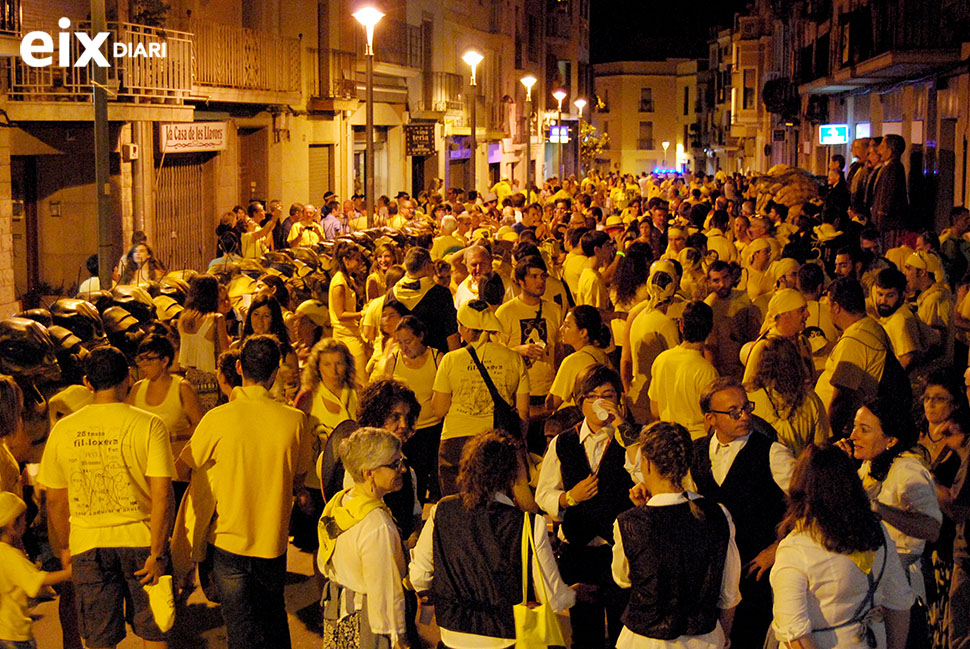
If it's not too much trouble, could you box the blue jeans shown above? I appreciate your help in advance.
[211,545,290,649]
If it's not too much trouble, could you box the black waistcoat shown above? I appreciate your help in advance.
[431,496,525,639]
[690,432,786,563]
[556,426,634,547]
[618,497,729,639]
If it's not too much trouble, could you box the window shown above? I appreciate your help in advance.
[639,88,653,112]
[638,121,653,150]
[683,87,690,116]
[528,16,540,62]
[742,69,756,110]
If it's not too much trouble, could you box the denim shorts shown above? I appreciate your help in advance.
[72,547,169,648]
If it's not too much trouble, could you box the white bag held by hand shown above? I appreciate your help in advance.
[144,574,176,632]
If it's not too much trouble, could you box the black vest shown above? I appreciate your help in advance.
[690,432,787,563]
[618,497,729,640]
[556,426,634,547]
[431,496,525,639]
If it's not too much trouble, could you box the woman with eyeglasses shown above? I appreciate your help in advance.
[917,370,969,649]
[835,398,943,643]
[318,427,409,649]
[127,334,202,505]
[536,363,634,649]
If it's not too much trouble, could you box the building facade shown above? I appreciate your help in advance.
[0,0,590,310]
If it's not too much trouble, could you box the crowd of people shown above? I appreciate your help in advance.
[1,133,969,649]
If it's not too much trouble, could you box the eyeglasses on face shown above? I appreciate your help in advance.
[378,457,406,471]
[709,401,755,420]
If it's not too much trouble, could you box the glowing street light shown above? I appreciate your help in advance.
[573,98,587,176]
[354,6,384,227]
[521,75,537,189]
[462,49,484,194]
[552,88,567,181]
[662,140,671,167]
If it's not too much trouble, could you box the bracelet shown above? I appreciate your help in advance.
[565,491,578,507]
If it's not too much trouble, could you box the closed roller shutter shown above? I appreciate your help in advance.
[308,144,333,208]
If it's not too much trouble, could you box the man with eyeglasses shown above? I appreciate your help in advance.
[691,376,795,649]
[536,363,634,649]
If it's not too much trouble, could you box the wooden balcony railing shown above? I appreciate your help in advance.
[186,18,300,93]
[6,21,192,102]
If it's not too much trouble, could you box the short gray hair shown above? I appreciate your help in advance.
[338,427,401,483]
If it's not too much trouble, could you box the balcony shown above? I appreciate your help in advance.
[637,138,654,150]
[0,0,20,56]
[309,48,357,99]
[356,18,423,70]
[185,19,301,103]
[546,11,572,40]
[799,0,965,94]
[4,21,194,121]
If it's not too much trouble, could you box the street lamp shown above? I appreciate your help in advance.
[573,98,586,177]
[553,88,567,181]
[662,140,671,168]
[354,6,384,228]
[462,49,483,195]
[520,74,537,190]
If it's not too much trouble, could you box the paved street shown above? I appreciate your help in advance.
[32,544,327,649]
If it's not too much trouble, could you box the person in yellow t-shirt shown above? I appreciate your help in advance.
[0,492,73,647]
[38,346,175,649]
[576,230,615,316]
[547,305,613,411]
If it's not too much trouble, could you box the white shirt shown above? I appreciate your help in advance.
[535,420,615,524]
[611,492,743,649]
[409,493,576,649]
[321,500,408,639]
[858,455,942,558]
[707,432,795,494]
[770,525,914,649]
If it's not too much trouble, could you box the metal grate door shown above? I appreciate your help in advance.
[155,158,207,273]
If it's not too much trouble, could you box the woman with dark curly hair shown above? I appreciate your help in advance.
[612,421,742,649]
[770,445,914,649]
[409,430,574,649]
[835,399,943,612]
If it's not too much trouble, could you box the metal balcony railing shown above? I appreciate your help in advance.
[356,19,423,69]
[6,21,193,102]
[186,18,300,93]
[308,47,357,99]
[487,99,507,133]
[422,71,463,112]
[546,12,571,39]
[0,0,20,35]
[637,138,654,150]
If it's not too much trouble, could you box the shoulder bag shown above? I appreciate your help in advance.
[514,512,566,649]
[467,345,520,435]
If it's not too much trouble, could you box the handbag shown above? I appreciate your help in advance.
[467,345,520,435]
[514,512,566,649]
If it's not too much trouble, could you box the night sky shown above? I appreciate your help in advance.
[590,0,750,63]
